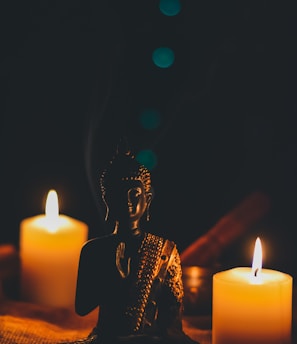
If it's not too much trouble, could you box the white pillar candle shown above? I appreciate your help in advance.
[20,189,88,310]
[212,238,293,344]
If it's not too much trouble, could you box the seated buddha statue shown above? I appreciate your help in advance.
[75,138,199,344]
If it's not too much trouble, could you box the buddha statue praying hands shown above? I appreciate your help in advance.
[75,139,199,344]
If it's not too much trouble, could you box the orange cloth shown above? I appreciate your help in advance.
[0,299,98,343]
[0,300,212,344]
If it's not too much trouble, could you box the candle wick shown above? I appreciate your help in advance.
[254,268,259,277]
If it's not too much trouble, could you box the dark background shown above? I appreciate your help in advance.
[1,1,297,276]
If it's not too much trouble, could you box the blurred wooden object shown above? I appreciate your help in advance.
[0,244,20,300]
[180,191,271,266]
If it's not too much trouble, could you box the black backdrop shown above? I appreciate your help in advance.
[1,1,297,276]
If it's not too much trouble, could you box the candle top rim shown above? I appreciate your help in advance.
[20,214,88,235]
[21,213,87,225]
[214,266,292,284]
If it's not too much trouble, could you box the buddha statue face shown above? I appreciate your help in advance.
[100,140,153,235]
[105,179,151,228]
[126,181,148,222]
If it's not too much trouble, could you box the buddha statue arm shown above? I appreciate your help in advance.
[75,239,100,316]
[156,246,199,343]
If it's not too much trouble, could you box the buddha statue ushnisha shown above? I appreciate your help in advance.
[74,138,199,344]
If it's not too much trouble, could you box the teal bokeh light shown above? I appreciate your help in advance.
[159,0,181,16]
[139,108,161,130]
[152,47,175,68]
[136,149,158,170]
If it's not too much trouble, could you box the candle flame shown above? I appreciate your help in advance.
[45,189,59,232]
[251,237,262,279]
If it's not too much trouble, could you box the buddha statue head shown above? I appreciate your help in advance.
[99,138,153,237]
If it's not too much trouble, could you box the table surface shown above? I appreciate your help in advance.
[0,298,212,344]
[1,296,297,344]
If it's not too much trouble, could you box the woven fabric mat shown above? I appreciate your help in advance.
[0,299,98,344]
[0,315,88,344]
[0,299,211,344]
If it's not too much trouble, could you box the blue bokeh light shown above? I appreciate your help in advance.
[136,149,158,170]
[139,108,161,130]
[159,0,181,16]
[152,47,175,68]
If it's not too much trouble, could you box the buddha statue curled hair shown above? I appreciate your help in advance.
[99,140,152,199]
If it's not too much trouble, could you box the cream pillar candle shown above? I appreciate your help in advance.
[212,238,293,344]
[20,189,88,310]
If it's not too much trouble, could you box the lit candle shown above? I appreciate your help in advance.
[20,189,88,310]
[212,237,293,344]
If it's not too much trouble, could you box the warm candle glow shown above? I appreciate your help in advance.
[251,237,262,283]
[19,190,88,309]
[212,237,293,344]
[45,189,59,233]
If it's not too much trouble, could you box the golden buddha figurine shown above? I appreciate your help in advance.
[75,138,199,344]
